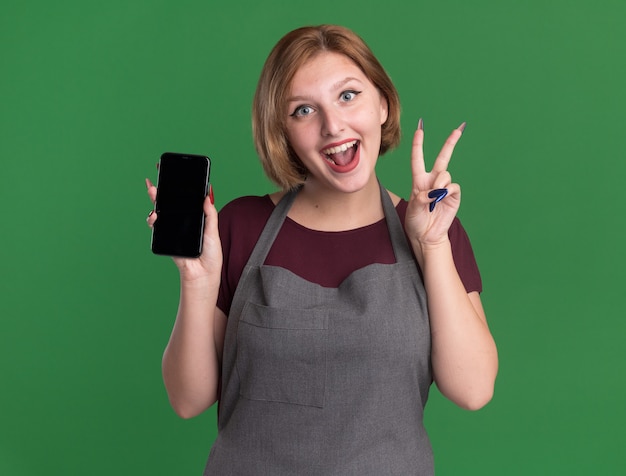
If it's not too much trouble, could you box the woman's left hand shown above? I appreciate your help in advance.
[404,121,466,250]
[406,122,498,410]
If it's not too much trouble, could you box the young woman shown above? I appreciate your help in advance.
[147,24,497,476]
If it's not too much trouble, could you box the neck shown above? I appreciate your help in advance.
[288,175,384,232]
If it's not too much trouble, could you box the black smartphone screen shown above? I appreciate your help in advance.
[151,152,211,257]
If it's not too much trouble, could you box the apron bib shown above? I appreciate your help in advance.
[205,185,434,475]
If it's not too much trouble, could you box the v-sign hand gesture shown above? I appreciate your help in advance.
[405,120,466,251]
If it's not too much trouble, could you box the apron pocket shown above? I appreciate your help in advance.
[236,302,328,408]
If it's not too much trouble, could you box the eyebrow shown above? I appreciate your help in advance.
[286,76,364,103]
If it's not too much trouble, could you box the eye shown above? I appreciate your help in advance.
[290,104,314,117]
[340,90,361,102]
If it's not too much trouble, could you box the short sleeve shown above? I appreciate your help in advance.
[448,217,482,293]
[216,196,275,315]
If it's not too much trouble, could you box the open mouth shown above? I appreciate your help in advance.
[321,140,359,167]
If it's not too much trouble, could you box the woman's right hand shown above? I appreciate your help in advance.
[146,178,223,283]
[147,177,226,417]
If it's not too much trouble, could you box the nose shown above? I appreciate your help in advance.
[320,108,344,137]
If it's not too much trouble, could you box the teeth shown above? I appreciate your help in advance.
[322,140,357,156]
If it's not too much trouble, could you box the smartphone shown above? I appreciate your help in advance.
[151,152,211,258]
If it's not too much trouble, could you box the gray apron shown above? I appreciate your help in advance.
[204,185,434,475]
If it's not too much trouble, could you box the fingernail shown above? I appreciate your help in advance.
[428,188,448,200]
[209,184,214,205]
[458,122,467,133]
[417,118,424,131]
[428,188,448,212]
[147,210,154,220]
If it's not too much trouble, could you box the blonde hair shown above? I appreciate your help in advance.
[252,25,401,190]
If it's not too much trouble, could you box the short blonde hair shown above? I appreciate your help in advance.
[252,25,401,190]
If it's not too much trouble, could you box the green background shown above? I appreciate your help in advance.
[2,0,625,474]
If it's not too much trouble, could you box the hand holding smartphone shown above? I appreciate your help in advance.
[151,152,211,258]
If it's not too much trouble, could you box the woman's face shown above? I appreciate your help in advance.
[284,52,388,194]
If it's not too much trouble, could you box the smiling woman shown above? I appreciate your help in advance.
[252,25,402,191]
[146,24,498,476]
[283,52,388,194]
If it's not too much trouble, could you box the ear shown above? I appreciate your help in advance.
[379,96,389,125]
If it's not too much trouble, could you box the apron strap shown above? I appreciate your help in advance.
[246,181,415,268]
[244,186,300,268]
[378,183,415,264]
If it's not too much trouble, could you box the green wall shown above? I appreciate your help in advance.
[2,1,625,474]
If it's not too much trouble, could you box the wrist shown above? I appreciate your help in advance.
[411,238,452,269]
[178,266,220,289]
[178,272,220,308]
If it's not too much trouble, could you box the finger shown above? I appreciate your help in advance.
[447,182,461,200]
[199,192,222,264]
[146,210,157,228]
[145,178,157,203]
[433,183,461,205]
[432,123,465,174]
[411,121,427,181]
[422,182,461,213]
[202,186,219,234]
[432,170,452,190]
[203,193,214,217]
[435,182,460,201]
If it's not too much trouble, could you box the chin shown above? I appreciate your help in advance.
[329,172,377,194]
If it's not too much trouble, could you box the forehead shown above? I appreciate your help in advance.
[289,51,370,92]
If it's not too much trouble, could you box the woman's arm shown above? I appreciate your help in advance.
[414,239,497,410]
[161,286,227,418]
[405,122,498,410]
[147,180,226,418]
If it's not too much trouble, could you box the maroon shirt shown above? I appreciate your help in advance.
[217,195,482,315]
